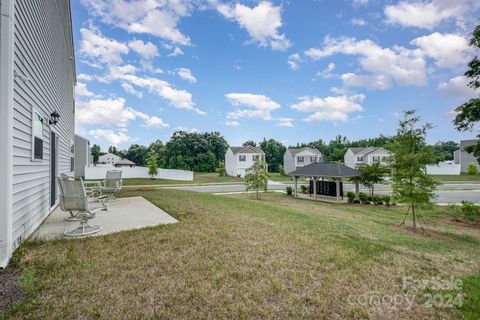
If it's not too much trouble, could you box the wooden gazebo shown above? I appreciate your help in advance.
[289,163,361,202]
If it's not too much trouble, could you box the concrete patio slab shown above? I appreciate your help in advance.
[31,196,178,241]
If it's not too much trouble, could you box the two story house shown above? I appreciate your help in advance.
[0,0,76,267]
[99,152,121,166]
[225,146,265,178]
[283,147,323,174]
[344,147,393,169]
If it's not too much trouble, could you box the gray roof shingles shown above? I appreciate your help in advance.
[289,162,361,178]
[288,147,322,155]
[229,146,265,154]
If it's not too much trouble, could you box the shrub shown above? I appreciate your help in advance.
[217,161,226,177]
[278,164,286,176]
[467,163,478,175]
[286,186,293,195]
[372,195,383,205]
[454,201,480,223]
[383,195,391,206]
[359,193,369,204]
[300,185,308,194]
[346,191,356,203]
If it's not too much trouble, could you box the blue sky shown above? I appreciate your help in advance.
[72,0,480,150]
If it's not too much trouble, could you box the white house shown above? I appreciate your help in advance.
[225,146,265,178]
[283,147,323,174]
[344,147,393,169]
[98,153,121,166]
[0,0,76,267]
[74,135,92,177]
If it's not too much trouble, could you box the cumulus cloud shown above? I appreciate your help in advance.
[288,53,302,70]
[438,76,478,100]
[410,32,473,69]
[225,120,240,126]
[352,0,369,6]
[128,39,159,60]
[216,1,291,51]
[77,73,94,81]
[79,27,129,66]
[89,128,131,145]
[291,94,365,122]
[75,82,95,97]
[277,117,293,127]
[225,93,281,120]
[305,36,426,89]
[121,83,144,98]
[316,63,336,79]
[176,68,197,83]
[384,0,477,29]
[351,18,366,26]
[80,0,193,45]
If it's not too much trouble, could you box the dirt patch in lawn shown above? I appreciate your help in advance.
[396,226,453,241]
[0,268,23,313]
[443,218,480,229]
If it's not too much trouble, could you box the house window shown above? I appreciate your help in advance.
[372,156,380,163]
[239,155,246,162]
[261,155,265,161]
[32,108,44,160]
[253,155,259,161]
[357,156,364,162]
[297,156,304,163]
[310,156,317,163]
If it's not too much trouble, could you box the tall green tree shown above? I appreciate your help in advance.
[108,145,123,157]
[453,23,480,163]
[389,110,439,232]
[358,163,388,196]
[259,138,286,172]
[125,144,149,166]
[245,159,269,200]
[242,140,257,147]
[91,144,101,164]
[146,151,158,179]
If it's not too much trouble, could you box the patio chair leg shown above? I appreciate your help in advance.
[65,211,82,221]
[64,220,103,237]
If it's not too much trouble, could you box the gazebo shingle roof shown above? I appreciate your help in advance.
[289,162,361,178]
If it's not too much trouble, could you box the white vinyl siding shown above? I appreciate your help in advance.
[11,0,75,248]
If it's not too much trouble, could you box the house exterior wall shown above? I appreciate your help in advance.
[225,148,237,177]
[0,0,76,267]
[98,153,121,165]
[284,149,322,173]
[283,151,296,174]
[74,135,90,177]
[344,149,356,168]
[460,149,479,173]
[225,147,265,177]
[365,149,391,165]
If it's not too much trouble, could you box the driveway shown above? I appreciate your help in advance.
[165,181,480,204]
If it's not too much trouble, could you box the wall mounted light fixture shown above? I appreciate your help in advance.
[49,111,60,125]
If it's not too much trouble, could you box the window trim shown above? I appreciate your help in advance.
[31,107,44,162]
[356,156,364,162]
[239,154,246,162]
[297,156,304,163]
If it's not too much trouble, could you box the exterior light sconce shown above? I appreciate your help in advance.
[49,111,60,125]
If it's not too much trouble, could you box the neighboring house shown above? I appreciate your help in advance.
[283,147,323,174]
[225,146,265,178]
[114,159,136,168]
[0,0,76,267]
[74,135,91,177]
[344,147,393,169]
[98,153,121,166]
[455,139,479,173]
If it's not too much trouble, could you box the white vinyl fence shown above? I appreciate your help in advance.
[85,166,193,181]
[426,161,460,175]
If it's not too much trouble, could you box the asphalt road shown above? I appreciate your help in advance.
[165,181,480,204]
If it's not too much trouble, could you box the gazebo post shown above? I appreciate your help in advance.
[312,177,317,200]
[335,178,341,203]
[294,176,298,197]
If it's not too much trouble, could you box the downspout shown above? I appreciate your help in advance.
[0,0,14,269]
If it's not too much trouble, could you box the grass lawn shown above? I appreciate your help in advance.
[432,174,480,183]
[268,172,295,183]
[120,172,244,186]
[3,189,480,319]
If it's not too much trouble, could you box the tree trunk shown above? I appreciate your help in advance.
[372,185,374,197]
[412,204,417,232]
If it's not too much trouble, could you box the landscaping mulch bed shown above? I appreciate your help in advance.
[0,268,23,313]
[396,226,453,241]
[445,218,480,229]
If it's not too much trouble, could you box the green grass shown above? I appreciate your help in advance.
[119,172,244,186]
[432,174,480,183]
[268,172,295,182]
[2,189,480,319]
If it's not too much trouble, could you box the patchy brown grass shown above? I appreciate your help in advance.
[2,190,479,319]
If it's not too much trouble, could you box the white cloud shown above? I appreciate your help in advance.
[225,93,281,120]
[225,120,240,126]
[353,0,369,6]
[79,28,129,66]
[384,0,476,29]
[143,116,170,128]
[291,94,365,122]
[77,73,94,81]
[121,83,144,98]
[305,36,426,89]
[438,76,478,100]
[75,82,94,97]
[217,1,291,51]
[81,0,193,45]
[277,117,293,127]
[316,63,335,79]
[128,39,159,60]
[351,18,367,26]
[89,128,131,146]
[288,53,302,70]
[176,68,197,83]
[410,32,472,69]
[341,73,391,89]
